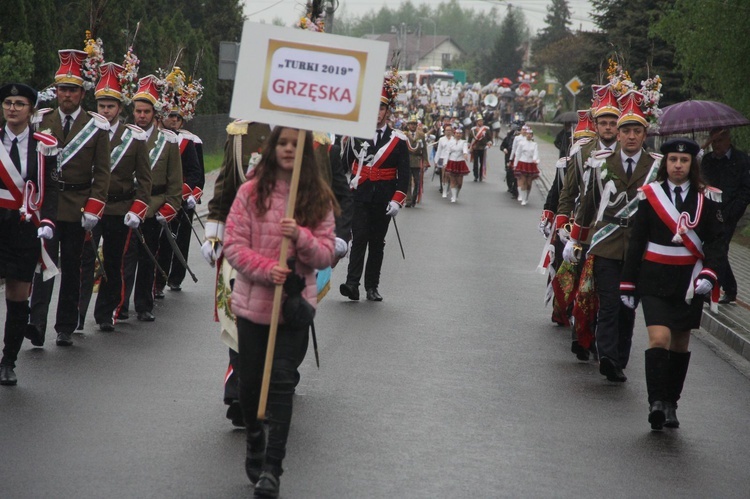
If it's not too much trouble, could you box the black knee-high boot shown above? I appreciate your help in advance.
[1,300,30,386]
[665,351,691,428]
[644,347,669,430]
[245,420,266,484]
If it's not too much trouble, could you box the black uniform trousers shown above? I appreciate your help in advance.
[594,256,636,369]
[155,207,194,289]
[721,219,738,296]
[78,222,104,327]
[346,200,391,291]
[472,148,486,181]
[225,347,240,404]
[237,317,309,472]
[89,216,134,325]
[133,217,163,314]
[30,221,86,335]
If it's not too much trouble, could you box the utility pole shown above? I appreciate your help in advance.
[324,0,337,34]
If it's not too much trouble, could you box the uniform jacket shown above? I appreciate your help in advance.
[621,182,725,298]
[575,149,655,260]
[404,129,428,169]
[145,127,182,217]
[224,179,335,325]
[314,136,353,241]
[470,125,492,150]
[513,138,539,165]
[346,125,410,206]
[40,109,110,222]
[104,124,151,217]
[177,131,204,203]
[0,128,58,246]
[701,147,750,226]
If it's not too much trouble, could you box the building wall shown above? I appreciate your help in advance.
[415,40,463,69]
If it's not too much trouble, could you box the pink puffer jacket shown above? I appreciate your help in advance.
[224,179,335,325]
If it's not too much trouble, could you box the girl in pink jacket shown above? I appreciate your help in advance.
[224,127,338,498]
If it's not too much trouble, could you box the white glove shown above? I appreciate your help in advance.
[620,295,636,309]
[562,240,579,264]
[37,226,54,240]
[557,227,570,244]
[694,278,713,295]
[81,213,98,231]
[538,219,552,238]
[385,201,401,217]
[334,237,348,258]
[156,212,167,225]
[124,212,141,229]
[201,240,223,266]
[185,195,197,210]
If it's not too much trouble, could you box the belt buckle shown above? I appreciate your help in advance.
[618,217,629,228]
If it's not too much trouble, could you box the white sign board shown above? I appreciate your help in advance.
[230,22,389,138]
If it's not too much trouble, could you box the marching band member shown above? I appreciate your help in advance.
[469,114,492,182]
[0,83,58,385]
[620,138,724,430]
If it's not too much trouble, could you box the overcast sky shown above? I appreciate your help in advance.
[245,0,598,34]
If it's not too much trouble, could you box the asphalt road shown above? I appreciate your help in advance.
[2,146,750,498]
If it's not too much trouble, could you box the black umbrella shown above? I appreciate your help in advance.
[553,111,578,123]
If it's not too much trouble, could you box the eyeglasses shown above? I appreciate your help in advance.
[2,100,30,111]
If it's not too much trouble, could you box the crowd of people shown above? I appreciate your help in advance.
[537,62,749,432]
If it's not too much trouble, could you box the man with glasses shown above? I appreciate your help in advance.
[28,49,110,347]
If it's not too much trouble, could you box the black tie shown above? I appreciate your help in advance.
[63,115,72,140]
[626,158,634,180]
[10,137,21,173]
[674,186,684,213]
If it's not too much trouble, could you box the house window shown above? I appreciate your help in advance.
[441,53,451,66]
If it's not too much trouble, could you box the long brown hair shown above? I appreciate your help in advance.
[655,153,705,191]
[251,127,340,227]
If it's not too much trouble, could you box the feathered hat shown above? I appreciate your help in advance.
[617,90,649,128]
[95,62,125,101]
[54,50,88,87]
[591,84,621,118]
[573,109,597,139]
[132,75,162,107]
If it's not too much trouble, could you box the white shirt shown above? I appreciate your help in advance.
[435,136,467,164]
[58,106,82,129]
[620,150,642,172]
[514,138,539,165]
[144,124,155,141]
[2,125,29,177]
[108,121,119,141]
[667,179,689,204]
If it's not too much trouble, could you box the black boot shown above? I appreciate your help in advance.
[645,348,669,430]
[1,300,30,385]
[665,351,691,428]
[245,421,266,484]
[254,468,281,498]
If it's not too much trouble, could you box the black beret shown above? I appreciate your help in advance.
[660,137,700,157]
[0,83,38,106]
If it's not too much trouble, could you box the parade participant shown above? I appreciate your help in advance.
[700,128,750,304]
[29,48,111,347]
[435,123,455,198]
[512,127,539,206]
[620,138,724,429]
[126,74,182,322]
[404,115,427,207]
[469,114,492,182]
[500,123,519,198]
[223,126,337,497]
[80,62,151,332]
[553,100,618,359]
[339,71,409,302]
[563,90,662,382]
[554,122,572,158]
[0,83,58,385]
[155,73,204,295]
[437,124,470,203]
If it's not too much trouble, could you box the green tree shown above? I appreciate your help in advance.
[534,0,572,51]
[655,0,750,146]
[484,7,527,83]
[0,40,35,83]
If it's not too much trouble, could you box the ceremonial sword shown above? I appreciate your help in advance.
[181,209,204,246]
[159,220,198,283]
[87,230,107,282]
[391,217,406,260]
[135,226,169,281]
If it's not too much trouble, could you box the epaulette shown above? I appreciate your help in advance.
[32,108,54,126]
[313,131,331,145]
[125,124,147,141]
[159,129,179,144]
[391,129,407,140]
[648,151,663,161]
[33,131,59,155]
[572,137,593,148]
[226,119,250,136]
[704,185,722,203]
[87,111,111,131]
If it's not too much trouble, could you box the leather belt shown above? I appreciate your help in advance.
[602,214,633,228]
[58,181,91,192]
[151,184,167,196]
[355,167,397,182]
[108,189,135,202]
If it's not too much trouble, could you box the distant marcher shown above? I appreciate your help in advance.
[700,128,750,304]
[511,126,539,206]
[554,122,572,158]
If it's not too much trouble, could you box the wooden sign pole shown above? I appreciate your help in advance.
[257,129,307,420]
